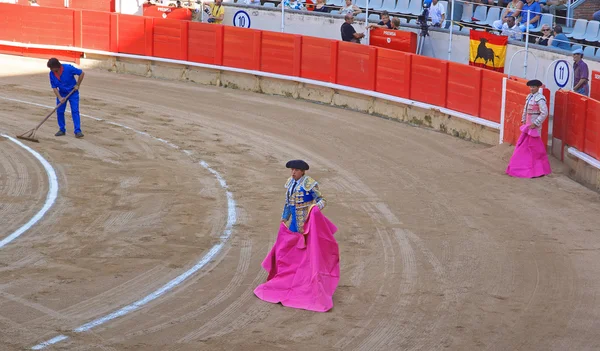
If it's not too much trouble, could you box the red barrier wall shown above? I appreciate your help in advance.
[336,42,377,91]
[565,93,587,151]
[188,22,223,65]
[479,70,504,123]
[591,70,600,102]
[35,0,65,7]
[553,90,568,141]
[369,28,418,54]
[584,99,600,159]
[410,56,448,107]
[446,62,482,117]
[260,32,301,77]
[21,7,74,46]
[70,0,114,12]
[300,37,337,83]
[80,10,112,51]
[153,18,188,61]
[375,48,411,99]
[118,14,152,56]
[0,4,23,42]
[222,26,261,71]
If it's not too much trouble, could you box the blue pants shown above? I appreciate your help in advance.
[56,91,81,134]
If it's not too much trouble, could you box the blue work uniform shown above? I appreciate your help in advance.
[49,64,83,134]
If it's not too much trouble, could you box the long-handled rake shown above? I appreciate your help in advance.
[16,89,76,143]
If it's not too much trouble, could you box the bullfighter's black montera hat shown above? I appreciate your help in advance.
[286,160,309,171]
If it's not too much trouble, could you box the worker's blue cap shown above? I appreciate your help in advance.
[572,48,584,55]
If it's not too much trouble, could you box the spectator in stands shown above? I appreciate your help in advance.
[594,10,600,22]
[541,0,566,17]
[550,25,570,50]
[428,0,446,27]
[492,0,523,31]
[368,10,393,29]
[572,48,589,96]
[28,0,39,6]
[204,0,224,24]
[391,17,401,30]
[535,24,553,45]
[339,0,361,16]
[279,0,306,10]
[314,0,330,12]
[501,16,522,40]
[518,0,541,32]
[341,13,365,43]
[244,0,262,4]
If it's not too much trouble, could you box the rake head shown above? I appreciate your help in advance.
[16,129,40,143]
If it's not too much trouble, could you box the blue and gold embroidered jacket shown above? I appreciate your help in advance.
[282,175,326,233]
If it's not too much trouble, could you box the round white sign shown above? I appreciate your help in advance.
[553,60,570,88]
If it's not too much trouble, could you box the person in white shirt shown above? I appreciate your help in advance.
[339,0,361,16]
[500,16,522,41]
[428,0,446,27]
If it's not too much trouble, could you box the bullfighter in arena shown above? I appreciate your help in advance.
[254,160,340,312]
[506,79,552,178]
[47,58,85,138]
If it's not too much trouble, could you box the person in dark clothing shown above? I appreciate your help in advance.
[341,13,364,43]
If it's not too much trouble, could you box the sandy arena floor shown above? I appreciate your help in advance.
[1,55,600,351]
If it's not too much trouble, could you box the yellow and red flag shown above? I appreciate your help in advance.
[469,31,508,72]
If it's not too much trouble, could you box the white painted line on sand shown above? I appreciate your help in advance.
[0,134,59,248]
[0,95,237,349]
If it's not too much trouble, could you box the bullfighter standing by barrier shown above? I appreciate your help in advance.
[506,79,552,178]
[254,160,340,312]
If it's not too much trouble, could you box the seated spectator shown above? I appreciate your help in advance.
[339,0,361,16]
[341,13,365,43]
[204,0,224,24]
[550,25,570,50]
[518,0,541,32]
[594,10,600,22]
[313,0,329,12]
[572,48,589,96]
[368,10,393,29]
[535,24,553,45]
[278,0,305,10]
[541,0,566,16]
[501,16,522,41]
[391,17,401,30]
[492,0,523,30]
[428,0,446,27]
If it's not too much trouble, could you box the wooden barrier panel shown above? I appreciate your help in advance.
[369,28,417,54]
[584,98,600,160]
[153,18,188,61]
[21,6,75,46]
[300,37,337,83]
[188,22,223,65]
[479,70,505,123]
[118,14,152,56]
[36,0,65,7]
[553,90,568,141]
[565,92,587,151]
[260,32,301,77]
[503,79,528,145]
[222,26,261,71]
[446,62,482,117]
[80,10,112,51]
[70,0,115,12]
[410,55,448,107]
[0,4,23,42]
[375,47,411,99]
[592,70,600,102]
[336,42,377,91]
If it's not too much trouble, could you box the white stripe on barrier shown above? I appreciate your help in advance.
[0,134,59,248]
[567,147,600,170]
[0,39,502,130]
[0,97,237,350]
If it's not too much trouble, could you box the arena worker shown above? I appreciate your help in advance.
[254,159,340,312]
[47,58,85,138]
[505,79,552,178]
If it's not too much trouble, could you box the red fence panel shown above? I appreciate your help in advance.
[222,26,261,71]
[446,62,482,117]
[591,70,600,102]
[300,37,337,83]
[117,14,152,56]
[553,90,569,141]
[153,18,188,61]
[565,92,587,151]
[70,0,115,12]
[410,56,448,107]
[36,0,65,7]
[80,10,111,51]
[260,32,301,77]
[21,7,75,46]
[479,70,505,123]
[375,48,411,99]
[584,98,600,160]
[336,42,377,91]
[188,22,223,65]
[0,4,23,42]
[503,79,528,145]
